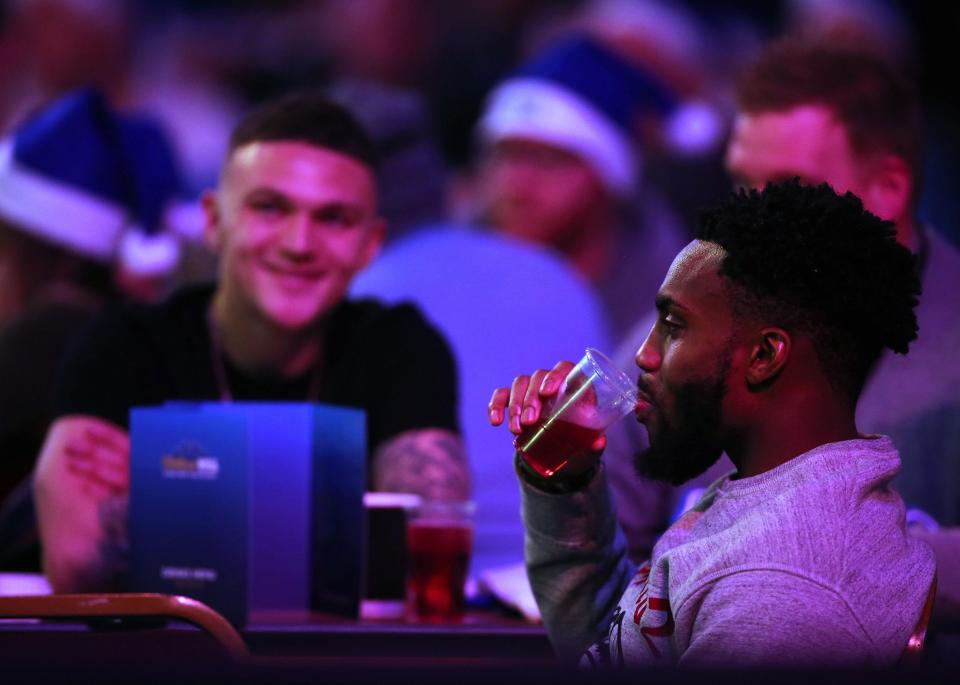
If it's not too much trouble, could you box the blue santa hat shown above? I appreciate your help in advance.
[478,34,675,195]
[0,88,183,275]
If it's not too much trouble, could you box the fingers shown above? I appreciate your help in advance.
[67,460,129,499]
[489,360,576,435]
[540,361,574,396]
[507,375,531,434]
[65,444,129,493]
[520,369,550,428]
[488,387,510,426]
[79,419,130,453]
[58,417,130,495]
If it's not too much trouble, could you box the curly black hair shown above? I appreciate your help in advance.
[697,179,920,399]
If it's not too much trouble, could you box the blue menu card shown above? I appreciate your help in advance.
[129,402,366,626]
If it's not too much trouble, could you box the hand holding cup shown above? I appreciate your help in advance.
[489,349,637,479]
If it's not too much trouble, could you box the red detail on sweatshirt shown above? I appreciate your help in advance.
[631,564,675,658]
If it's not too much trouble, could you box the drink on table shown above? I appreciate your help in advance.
[406,501,473,622]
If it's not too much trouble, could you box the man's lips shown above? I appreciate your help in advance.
[262,263,326,287]
[634,383,656,422]
[634,392,653,419]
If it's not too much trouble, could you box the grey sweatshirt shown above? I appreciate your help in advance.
[521,435,936,668]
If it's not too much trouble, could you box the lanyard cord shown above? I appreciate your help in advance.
[207,307,322,402]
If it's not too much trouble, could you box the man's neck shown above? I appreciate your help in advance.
[210,289,324,379]
[726,387,859,479]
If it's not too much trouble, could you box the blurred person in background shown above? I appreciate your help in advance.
[32,93,469,592]
[0,0,245,296]
[575,0,734,236]
[342,43,611,604]
[727,35,960,628]
[326,80,449,244]
[473,32,689,338]
[0,88,183,570]
[0,0,134,132]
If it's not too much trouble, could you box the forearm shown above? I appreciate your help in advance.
[35,482,129,592]
[520,462,635,663]
[372,428,471,502]
[33,416,131,592]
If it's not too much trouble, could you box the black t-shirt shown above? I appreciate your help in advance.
[0,298,103,571]
[56,285,460,459]
[0,301,100,499]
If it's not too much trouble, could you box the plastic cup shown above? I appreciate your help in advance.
[406,500,474,622]
[515,348,637,478]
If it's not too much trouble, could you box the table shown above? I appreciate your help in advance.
[244,609,554,668]
[1,603,555,677]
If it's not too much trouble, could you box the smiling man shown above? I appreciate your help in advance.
[34,93,469,592]
[490,180,934,667]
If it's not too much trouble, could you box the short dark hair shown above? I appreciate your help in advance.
[697,179,920,399]
[228,91,377,171]
[736,37,922,186]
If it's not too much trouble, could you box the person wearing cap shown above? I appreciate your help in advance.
[339,55,612,592]
[0,89,183,570]
[32,92,469,592]
[475,33,689,337]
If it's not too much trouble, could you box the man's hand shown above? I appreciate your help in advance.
[33,415,131,592]
[488,361,606,452]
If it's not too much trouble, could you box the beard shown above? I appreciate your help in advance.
[633,368,728,487]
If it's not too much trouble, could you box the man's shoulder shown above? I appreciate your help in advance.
[663,439,931,608]
[333,297,440,340]
[55,284,218,426]
[61,283,214,382]
[662,439,904,578]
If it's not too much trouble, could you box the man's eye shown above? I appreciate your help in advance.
[660,316,683,333]
[316,207,359,227]
[249,198,285,214]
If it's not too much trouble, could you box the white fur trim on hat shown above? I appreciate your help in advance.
[663,100,724,157]
[478,78,637,194]
[0,140,125,262]
[118,226,180,276]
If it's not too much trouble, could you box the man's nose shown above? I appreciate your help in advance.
[635,329,660,373]
[493,153,540,185]
[279,213,314,255]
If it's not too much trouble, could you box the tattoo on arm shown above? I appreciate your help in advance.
[88,494,130,591]
[373,429,471,502]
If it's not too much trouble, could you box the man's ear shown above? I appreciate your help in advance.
[745,327,791,389]
[200,190,224,252]
[861,154,912,236]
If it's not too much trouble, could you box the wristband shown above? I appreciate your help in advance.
[514,451,598,494]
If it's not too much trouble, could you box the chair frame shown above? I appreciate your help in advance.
[903,573,937,661]
[0,592,248,660]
